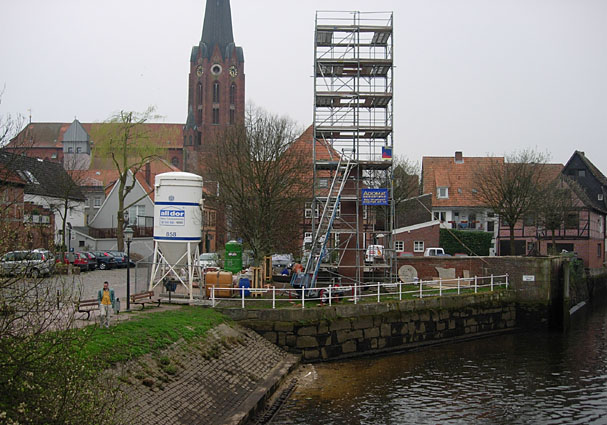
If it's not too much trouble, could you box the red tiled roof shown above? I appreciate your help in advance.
[10,122,184,150]
[422,155,505,207]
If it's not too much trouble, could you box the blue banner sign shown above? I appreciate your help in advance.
[361,189,389,206]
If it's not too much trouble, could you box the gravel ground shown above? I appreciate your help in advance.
[51,264,153,303]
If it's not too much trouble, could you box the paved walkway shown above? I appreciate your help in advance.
[118,322,299,425]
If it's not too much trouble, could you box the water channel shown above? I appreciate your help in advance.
[272,301,607,424]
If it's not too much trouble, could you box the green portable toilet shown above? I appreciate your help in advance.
[224,240,243,274]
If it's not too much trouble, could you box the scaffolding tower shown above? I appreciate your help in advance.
[311,11,394,286]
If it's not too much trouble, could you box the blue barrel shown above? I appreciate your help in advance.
[238,277,251,297]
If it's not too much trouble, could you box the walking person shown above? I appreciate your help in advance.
[97,281,115,328]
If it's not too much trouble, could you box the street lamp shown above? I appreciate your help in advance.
[124,226,134,311]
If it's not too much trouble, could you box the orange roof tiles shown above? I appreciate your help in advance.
[422,155,505,207]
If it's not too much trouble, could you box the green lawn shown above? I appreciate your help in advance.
[77,306,226,365]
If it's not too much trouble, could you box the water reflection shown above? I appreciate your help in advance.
[272,303,607,424]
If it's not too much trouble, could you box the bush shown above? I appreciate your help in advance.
[440,229,493,256]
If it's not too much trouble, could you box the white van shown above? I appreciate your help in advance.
[424,247,445,257]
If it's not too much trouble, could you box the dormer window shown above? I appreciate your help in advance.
[437,187,449,199]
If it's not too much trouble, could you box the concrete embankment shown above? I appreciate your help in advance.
[117,323,298,425]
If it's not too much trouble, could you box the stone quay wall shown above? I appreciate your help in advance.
[220,292,517,362]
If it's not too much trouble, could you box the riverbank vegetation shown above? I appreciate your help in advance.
[0,299,226,425]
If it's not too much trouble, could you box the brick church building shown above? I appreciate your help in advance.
[183,0,245,172]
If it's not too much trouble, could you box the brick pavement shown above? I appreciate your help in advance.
[117,323,299,425]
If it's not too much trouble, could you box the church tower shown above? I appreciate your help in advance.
[184,0,245,172]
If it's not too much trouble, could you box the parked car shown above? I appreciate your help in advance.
[69,252,90,272]
[81,252,98,271]
[198,252,220,271]
[0,250,54,277]
[424,247,449,257]
[107,251,128,268]
[91,251,117,270]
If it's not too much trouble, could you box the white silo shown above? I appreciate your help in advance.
[149,172,203,301]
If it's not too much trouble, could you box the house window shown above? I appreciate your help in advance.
[395,241,404,252]
[213,82,220,103]
[414,241,424,252]
[318,178,329,188]
[93,197,102,207]
[305,202,316,219]
[76,147,81,153]
[578,169,586,178]
[437,187,448,199]
[599,194,604,201]
[565,212,579,229]
[67,147,73,153]
[304,232,312,239]
[212,107,219,124]
[79,240,85,247]
[433,211,446,222]
[523,214,535,226]
[51,153,57,159]
[230,84,236,105]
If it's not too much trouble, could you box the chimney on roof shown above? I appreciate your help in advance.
[145,162,151,186]
[455,151,463,163]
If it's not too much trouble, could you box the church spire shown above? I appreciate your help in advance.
[201,0,234,59]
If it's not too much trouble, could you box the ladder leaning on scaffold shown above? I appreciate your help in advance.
[303,151,355,289]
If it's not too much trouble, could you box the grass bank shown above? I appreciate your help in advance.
[78,306,227,365]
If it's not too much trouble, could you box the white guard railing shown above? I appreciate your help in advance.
[210,274,509,309]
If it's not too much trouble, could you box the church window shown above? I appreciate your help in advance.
[213,107,220,124]
[230,84,236,105]
[229,109,235,125]
[197,82,203,104]
[197,108,202,124]
[189,135,193,146]
[213,82,220,103]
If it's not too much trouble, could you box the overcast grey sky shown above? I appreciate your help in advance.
[1,0,606,171]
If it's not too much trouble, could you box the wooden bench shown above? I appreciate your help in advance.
[77,298,99,320]
[130,291,161,310]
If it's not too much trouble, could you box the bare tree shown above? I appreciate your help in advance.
[47,164,87,254]
[474,149,550,255]
[364,155,420,231]
[91,108,165,250]
[0,99,124,424]
[204,106,309,260]
[0,86,25,148]
[536,176,578,254]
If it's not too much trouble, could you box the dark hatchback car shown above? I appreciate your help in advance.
[91,251,116,270]
[107,251,128,268]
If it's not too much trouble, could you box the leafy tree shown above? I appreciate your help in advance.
[204,106,309,261]
[92,108,165,251]
[473,149,549,255]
